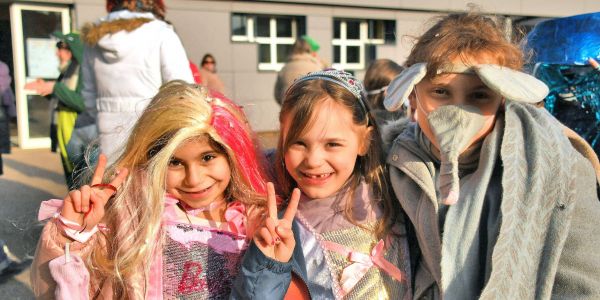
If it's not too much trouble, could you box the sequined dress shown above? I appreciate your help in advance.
[296,181,411,300]
[161,197,248,299]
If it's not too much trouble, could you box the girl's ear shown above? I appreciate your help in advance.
[408,92,417,121]
[358,126,374,156]
[408,91,417,109]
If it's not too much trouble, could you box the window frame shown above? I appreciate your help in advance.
[332,18,394,70]
[231,13,302,71]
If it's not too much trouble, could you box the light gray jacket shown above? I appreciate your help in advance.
[385,102,600,299]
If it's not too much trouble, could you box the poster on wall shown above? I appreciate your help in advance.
[25,38,59,79]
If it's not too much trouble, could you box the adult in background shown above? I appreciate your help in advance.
[363,59,404,127]
[273,36,325,105]
[81,0,193,161]
[198,53,225,94]
[25,32,85,187]
[0,60,15,175]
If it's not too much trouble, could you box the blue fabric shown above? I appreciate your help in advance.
[529,63,600,156]
[230,220,311,299]
[524,12,600,65]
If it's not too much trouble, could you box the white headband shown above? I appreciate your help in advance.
[383,63,550,111]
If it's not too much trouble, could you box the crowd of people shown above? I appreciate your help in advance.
[0,0,598,298]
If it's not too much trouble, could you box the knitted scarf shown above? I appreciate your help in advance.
[389,101,593,298]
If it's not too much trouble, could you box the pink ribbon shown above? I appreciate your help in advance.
[38,199,64,221]
[38,199,101,243]
[163,195,180,222]
[224,201,246,236]
[163,196,247,237]
[321,239,404,296]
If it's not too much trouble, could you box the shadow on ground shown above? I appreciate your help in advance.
[0,149,67,299]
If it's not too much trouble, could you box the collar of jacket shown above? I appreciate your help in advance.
[81,16,154,46]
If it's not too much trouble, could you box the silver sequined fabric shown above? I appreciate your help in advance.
[162,223,247,299]
[321,224,409,300]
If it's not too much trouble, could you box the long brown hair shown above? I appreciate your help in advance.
[276,78,400,239]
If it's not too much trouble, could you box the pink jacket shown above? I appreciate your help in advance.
[31,198,249,299]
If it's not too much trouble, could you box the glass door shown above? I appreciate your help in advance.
[10,3,70,149]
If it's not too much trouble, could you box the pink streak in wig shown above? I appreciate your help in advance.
[208,93,268,196]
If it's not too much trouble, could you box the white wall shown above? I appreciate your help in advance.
[71,0,600,132]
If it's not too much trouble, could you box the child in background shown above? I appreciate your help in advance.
[363,59,405,126]
[383,12,600,298]
[31,80,270,299]
[232,69,410,299]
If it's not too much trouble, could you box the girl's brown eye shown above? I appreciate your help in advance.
[168,159,182,167]
[202,154,217,162]
[432,88,449,97]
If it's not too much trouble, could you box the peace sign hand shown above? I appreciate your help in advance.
[253,182,301,263]
[60,154,129,231]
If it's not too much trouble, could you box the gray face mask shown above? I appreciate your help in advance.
[426,105,486,205]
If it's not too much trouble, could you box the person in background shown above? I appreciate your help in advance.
[81,0,193,163]
[0,239,30,280]
[198,53,225,94]
[273,36,326,105]
[0,60,15,176]
[24,33,85,187]
[364,59,405,127]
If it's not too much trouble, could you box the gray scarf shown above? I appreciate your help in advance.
[401,113,503,299]
[389,101,590,299]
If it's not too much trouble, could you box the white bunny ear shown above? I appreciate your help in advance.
[474,64,549,103]
[384,63,427,111]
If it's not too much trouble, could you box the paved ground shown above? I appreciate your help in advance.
[0,147,67,299]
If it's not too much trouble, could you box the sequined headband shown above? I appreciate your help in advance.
[287,69,369,115]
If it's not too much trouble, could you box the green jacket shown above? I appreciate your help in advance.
[53,62,84,113]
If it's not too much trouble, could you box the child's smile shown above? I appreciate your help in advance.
[177,183,216,198]
[299,171,334,185]
[166,138,231,209]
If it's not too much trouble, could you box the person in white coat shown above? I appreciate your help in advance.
[80,0,193,162]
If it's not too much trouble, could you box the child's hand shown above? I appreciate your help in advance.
[254,182,300,263]
[60,154,129,231]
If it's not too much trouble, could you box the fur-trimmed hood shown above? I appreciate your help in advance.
[380,116,410,152]
[80,10,172,63]
[81,17,152,46]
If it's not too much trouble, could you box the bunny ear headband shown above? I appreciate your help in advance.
[383,62,550,111]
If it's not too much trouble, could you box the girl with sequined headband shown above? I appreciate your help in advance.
[31,80,270,299]
[231,69,411,299]
[382,12,600,298]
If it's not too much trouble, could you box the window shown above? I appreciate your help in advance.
[332,18,395,70]
[232,13,306,71]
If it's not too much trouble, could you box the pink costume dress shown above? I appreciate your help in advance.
[32,196,249,299]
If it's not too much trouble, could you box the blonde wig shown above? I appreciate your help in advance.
[89,80,268,298]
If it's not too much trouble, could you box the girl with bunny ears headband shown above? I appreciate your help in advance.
[383,12,600,299]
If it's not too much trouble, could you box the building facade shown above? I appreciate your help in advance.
[2,0,600,148]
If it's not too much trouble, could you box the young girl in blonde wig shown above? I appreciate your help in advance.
[383,12,600,298]
[31,80,269,299]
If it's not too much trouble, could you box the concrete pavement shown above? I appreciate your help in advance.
[0,147,67,299]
